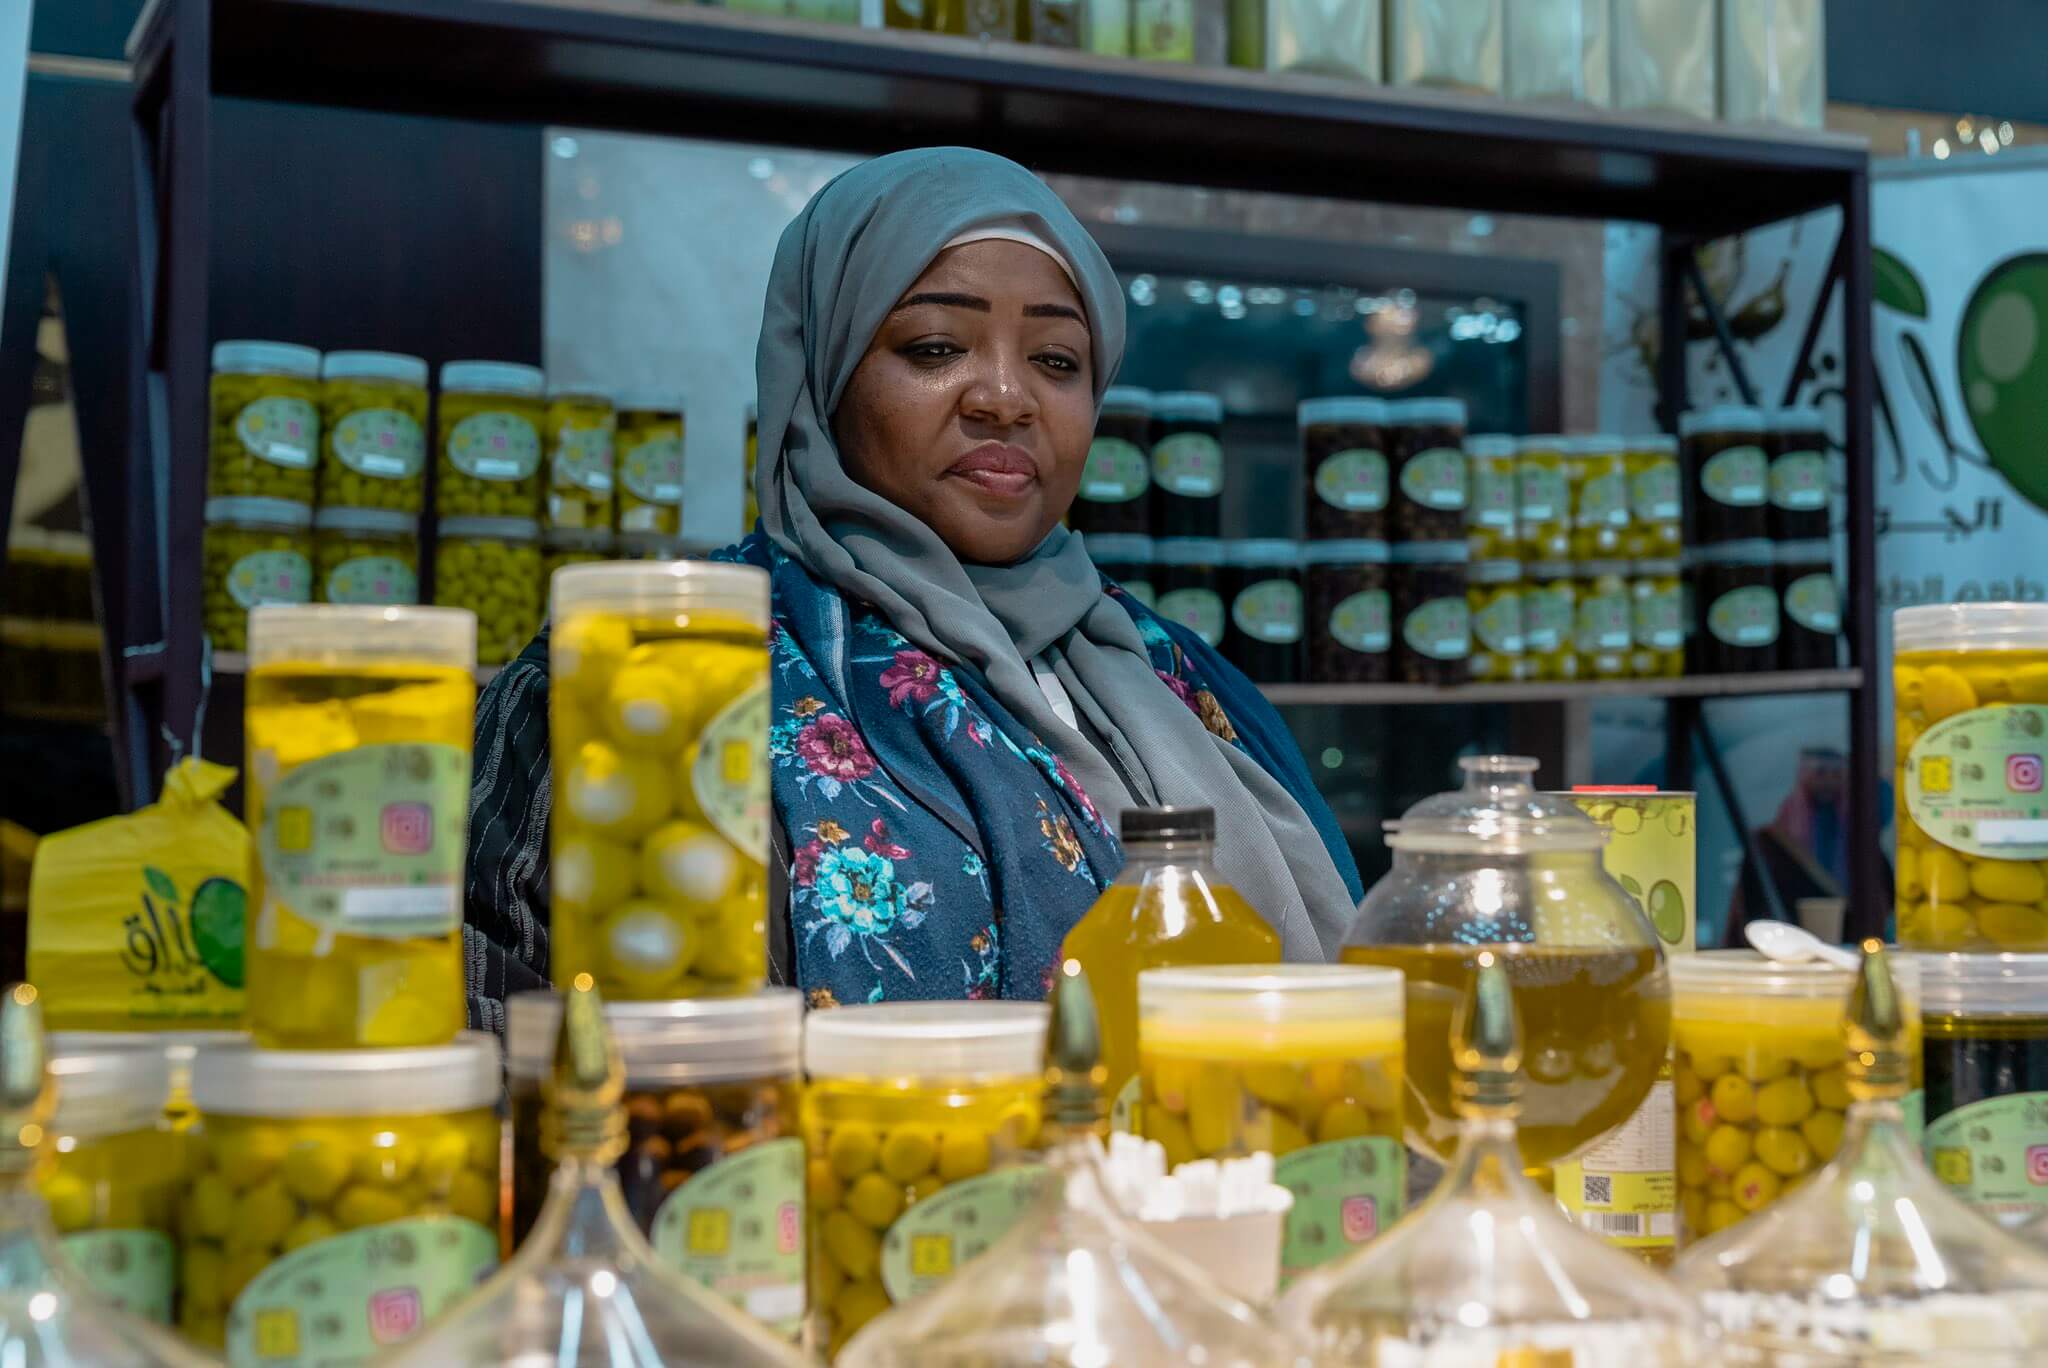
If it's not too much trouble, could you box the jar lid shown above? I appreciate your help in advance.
[1100,386,1154,414]
[551,559,770,633]
[1516,434,1568,452]
[249,604,475,669]
[204,496,313,528]
[1386,755,1608,853]
[1152,537,1226,567]
[1303,539,1390,566]
[1628,433,1679,454]
[1773,539,1832,565]
[1151,391,1223,423]
[440,360,545,396]
[1121,805,1214,844]
[1565,434,1625,456]
[48,1036,173,1137]
[321,350,429,387]
[51,1030,242,1108]
[505,988,802,1084]
[1229,539,1299,568]
[803,1002,1048,1081]
[1466,433,1517,459]
[1297,396,1387,426]
[1527,559,1574,579]
[1671,949,1922,1001]
[1139,963,1406,1027]
[1908,952,2048,1016]
[1471,559,1522,584]
[1766,407,1827,432]
[543,526,616,554]
[1678,405,1766,437]
[1577,559,1630,577]
[1389,398,1467,426]
[211,339,320,378]
[313,506,416,535]
[439,515,542,542]
[1084,533,1154,563]
[1893,603,2048,654]
[614,392,685,416]
[1701,539,1776,567]
[1390,541,1470,565]
[546,381,614,404]
[192,1033,501,1117]
[1633,558,1682,576]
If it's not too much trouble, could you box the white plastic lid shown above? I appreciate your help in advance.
[440,361,545,397]
[51,1030,242,1106]
[1303,539,1390,566]
[1100,386,1154,414]
[1139,963,1405,1023]
[1298,396,1388,426]
[439,515,542,542]
[1566,434,1625,456]
[1516,434,1568,452]
[1085,534,1154,563]
[1472,559,1523,584]
[1466,433,1517,459]
[543,526,616,555]
[1671,948,1920,1001]
[1678,405,1766,437]
[614,393,685,416]
[1389,398,1467,426]
[506,988,801,1085]
[211,340,320,378]
[248,603,476,669]
[551,559,770,633]
[1152,538,1227,567]
[1909,952,2048,1016]
[312,506,416,536]
[204,496,313,528]
[1230,539,1299,568]
[803,1002,1048,1081]
[47,1036,174,1137]
[321,350,429,387]
[192,1033,501,1117]
[1152,391,1224,424]
[1894,603,2048,655]
[1628,434,1679,454]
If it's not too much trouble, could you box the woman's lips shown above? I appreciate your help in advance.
[948,444,1039,498]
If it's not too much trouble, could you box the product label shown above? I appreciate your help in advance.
[1315,449,1389,513]
[1273,1137,1405,1284]
[1401,596,1470,662]
[1771,449,1828,511]
[1080,437,1150,503]
[1152,432,1224,499]
[63,1229,175,1323]
[1130,0,1193,59]
[1554,1077,1677,1251]
[1473,588,1525,655]
[1926,1092,2048,1226]
[1633,585,1684,651]
[1521,585,1571,654]
[1398,446,1468,512]
[235,396,319,469]
[325,556,417,606]
[1328,589,1391,655]
[333,408,425,480]
[1784,572,1841,634]
[447,410,541,482]
[1906,704,2048,859]
[226,549,312,610]
[1630,461,1681,522]
[552,425,614,493]
[257,742,469,938]
[1706,584,1779,648]
[693,683,770,858]
[1517,462,1566,523]
[226,1217,496,1366]
[1700,444,1768,507]
[1576,470,1628,529]
[1576,588,1633,653]
[620,434,685,504]
[1157,588,1225,648]
[651,1137,806,1335]
[1469,460,1516,529]
[1231,579,1304,645]
[879,1165,1051,1304]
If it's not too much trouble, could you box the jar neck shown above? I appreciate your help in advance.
[1118,837,1219,872]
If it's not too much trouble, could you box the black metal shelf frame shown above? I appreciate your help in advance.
[114,0,1882,938]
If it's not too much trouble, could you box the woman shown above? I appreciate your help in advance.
[464,147,1361,1027]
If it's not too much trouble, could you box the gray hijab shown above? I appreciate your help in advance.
[756,146,1351,960]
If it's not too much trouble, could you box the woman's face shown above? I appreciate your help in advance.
[834,239,1096,566]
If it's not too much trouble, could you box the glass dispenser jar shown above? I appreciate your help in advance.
[1340,755,1672,1169]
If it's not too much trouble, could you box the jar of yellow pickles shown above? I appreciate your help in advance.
[1135,964,1406,1283]
[319,351,429,514]
[1467,558,1525,682]
[434,515,542,666]
[801,1003,1048,1359]
[1515,434,1570,563]
[616,397,686,537]
[1464,433,1519,561]
[436,361,545,519]
[313,506,419,606]
[208,340,321,504]
[1568,435,1630,561]
[1521,559,1577,681]
[550,561,770,1000]
[545,385,615,532]
[1894,605,2048,950]
[1574,560,1634,679]
[202,497,314,652]
[1630,558,1684,678]
[244,604,476,1049]
[1625,433,1682,560]
[180,1035,501,1355]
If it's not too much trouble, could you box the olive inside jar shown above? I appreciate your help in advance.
[1304,540,1391,683]
[1391,541,1470,685]
[1767,407,1830,542]
[1679,405,1769,545]
[1298,396,1390,542]
[1071,386,1153,537]
[1223,539,1304,684]
[506,988,806,1335]
[1387,398,1469,542]
[1692,539,1779,673]
[1148,392,1226,539]
[1152,537,1227,649]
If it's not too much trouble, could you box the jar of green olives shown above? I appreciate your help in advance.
[202,497,314,652]
[616,397,686,537]
[436,361,546,519]
[433,515,542,666]
[209,340,321,504]
[313,506,419,605]
[179,1036,502,1356]
[319,351,429,514]
[545,385,616,532]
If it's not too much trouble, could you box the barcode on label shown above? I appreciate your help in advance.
[1581,1174,1613,1205]
[1583,1212,1642,1234]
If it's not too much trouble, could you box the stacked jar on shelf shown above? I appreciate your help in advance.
[1626,433,1685,677]
[1148,392,1232,655]
[1465,432,1523,682]
[1387,399,1471,685]
[1072,386,1157,610]
[1301,397,1391,684]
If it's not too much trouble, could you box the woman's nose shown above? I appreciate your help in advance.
[960,347,1036,427]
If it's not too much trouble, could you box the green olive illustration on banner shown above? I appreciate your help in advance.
[1959,253,2048,513]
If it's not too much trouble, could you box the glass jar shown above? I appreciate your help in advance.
[1223,539,1303,684]
[1692,540,1779,674]
[312,506,419,606]
[1575,559,1634,680]
[1767,407,1829,542]
[1504,0,1611,102]
[436,361,546,519]
[434,515,542,666]
[1467,558,1525,683]
[1721,0,1826,127]
[1631,558,1685,678]
[1072,386,1153,538]
[1522,558,1578,681]
[1390,541,1469,686]
[506,989,805,1334]
[179,1036,502,1355]
[319,351,429,514]
[1613,0,1716,118]
[1341,755,1673,1169]
[244,606,475,1050]
[1567,434,1631,562]
[1516,434,1571,562]
[542,526,612,590]
[616,397,686,537]
[1385,0,1503,91]
[1464,432,1518,561]
[1625,433,1683,559]
[545,386,616,533]
[1387,398,1468,543]
[1894,604,2048,951]
[1153,537,1227,649]
[1776,540,1840,670]
[43,1039,179,1323]
[550,561,770,1000]
[1304,540,1391,684]
[800,1003,1049,1359]
[1137,964,1407,1283]
[1149,392,1225,539]
[1127,0,1228,62]
[1299,396,1389,544]
[1914,952,2048,1230]
[1087,534,1155,610]
[201,496,313,652]
[208,340,321,504]
[1680,405,1768,545]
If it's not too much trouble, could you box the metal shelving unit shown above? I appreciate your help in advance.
[1264,669,1864,708]
[118,0,1881,936]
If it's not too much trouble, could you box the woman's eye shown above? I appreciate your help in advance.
[1036,352,1078,373]
[902,340,960,362]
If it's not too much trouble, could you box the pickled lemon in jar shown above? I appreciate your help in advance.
[244,605,476,1049]
[550,561,771,1000]
[800,1003,1048,1359]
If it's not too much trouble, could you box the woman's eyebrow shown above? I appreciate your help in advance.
[1024,303,1085,323]
[893,291,990,313]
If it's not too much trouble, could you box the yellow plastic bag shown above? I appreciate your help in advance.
[28,758,247,1029]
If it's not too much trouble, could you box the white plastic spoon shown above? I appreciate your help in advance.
[1745,918,1861,971]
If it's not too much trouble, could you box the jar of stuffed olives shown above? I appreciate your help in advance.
[1625,433,1682,560]
[507,989,806,1334]
[545,385,616,532]
[1464,432,1519,561]
[616,396,686,537]
[1574,559,1634,680]
[1522,559,1577,681]
[319,351,429,514]
[1567,434,1630,561]
[1630,559,1684,678]
[313,506,419,606]
[202,496,314,652]
[180,1035,502,1355]
[436,360,545,519]
[1467,558,1525,683]
[1516,434,1571,563]
[434,515,542,666]
[209,340,321,504]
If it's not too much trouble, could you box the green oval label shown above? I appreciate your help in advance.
[1770,449,1828,511]
[1313,449,1388,513]
[1157,588,1225,647]
[693,683,770,859]
[1905,703,2048,859]
[1231,579,1303,645]
[1152,432,1224,498]
[1633,585,1683,650]
[1575,471,1628,528]
[1399,447,1468,512]
[621,434,684,504]
[1468,459,1516,529]
[1706,584,1779,647]
[1575,589,1633,653]
[1080,436,1150,503]
[1474,588,1525,654]
[552,425,615,494]
[878,1165,1050,1305]
[1274,1137,1404,1285]
[62,1229,174,1323]
[1784,572,1840,633]
[1926,1091,2048,1226]
[1630,461,1681,522]
[1328,589,1390,654]
[651,1136,806,1336]
[227,549,312,610]
[325,555,417,606]
[333,408,424,479]
[1521,584,1571,652]
[1517,462,1567,523]
[1123,580,1156,610]
[1402,596,1470,661]
[236,395,319,470]
[1700,444,1767,508]
[448,410,541,482]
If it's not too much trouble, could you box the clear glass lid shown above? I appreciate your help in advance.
[1386,755,1610,854]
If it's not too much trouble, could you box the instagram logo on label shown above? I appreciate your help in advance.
[2028,1146,2048,1186]
[1341,1196,1378,1244]
[2010,755,2045,794]
[381,802,433,854]
[368,1288,422,1343]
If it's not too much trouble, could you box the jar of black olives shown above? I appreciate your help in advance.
[1305,540,1391,684]
[1680,405,1768,546]
[1150,391,1226,539]
[1391,540,1470,686]
[1153,537,1227,649]
[1072,386,1153,537]
[1298,396,1390,543]
[1775,539,1840,670]
[1089,533,1157,611]
[1223,539,1304,684]
[1767,407,1830,542]
[1387,398,1469,543]
[1692,539,1779,674]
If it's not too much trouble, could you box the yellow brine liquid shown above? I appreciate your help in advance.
[245,661,473,1048]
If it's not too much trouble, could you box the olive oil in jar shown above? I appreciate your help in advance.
[1918,951,2048,1228]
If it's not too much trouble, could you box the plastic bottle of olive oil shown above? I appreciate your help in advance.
[1058,805,1281,1123]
